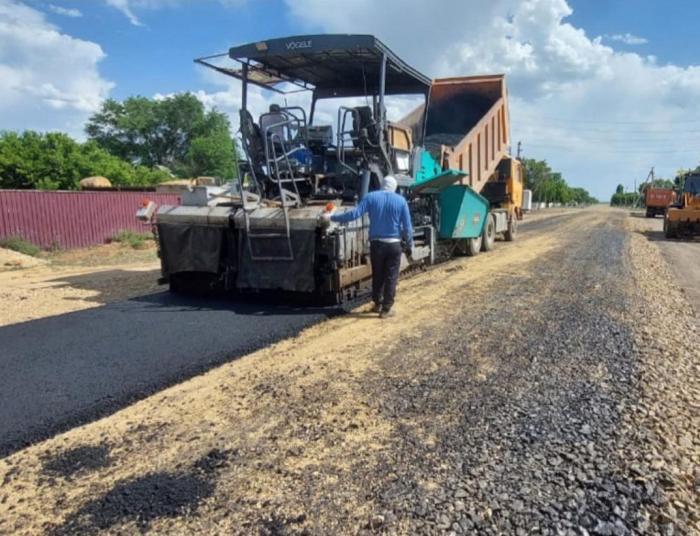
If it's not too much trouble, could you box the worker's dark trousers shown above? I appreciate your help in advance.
[370,240,402,310]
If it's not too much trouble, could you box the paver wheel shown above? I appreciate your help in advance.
[504,217,518,242]
[465,235,482,256]
[481,213,496,252]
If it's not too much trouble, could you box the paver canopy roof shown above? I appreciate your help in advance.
[196,34,431,97]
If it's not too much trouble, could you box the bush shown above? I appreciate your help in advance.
[0,236,41,256]
[111,230,153,249]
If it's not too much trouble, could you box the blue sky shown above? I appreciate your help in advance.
[3,0,700,199]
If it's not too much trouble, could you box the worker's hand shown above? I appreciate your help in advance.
[319,202,335,227]
[405,247,413,260]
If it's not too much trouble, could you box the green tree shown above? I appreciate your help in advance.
[522,158,590,204]
[0,131,169,190]
[86,93,236,180]
[638,178,674,193]
[615,184,624,194]
[610,191,639,207]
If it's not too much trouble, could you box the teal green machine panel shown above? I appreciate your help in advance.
[438,185,489,239]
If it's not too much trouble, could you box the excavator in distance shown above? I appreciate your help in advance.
[664,172,700,239]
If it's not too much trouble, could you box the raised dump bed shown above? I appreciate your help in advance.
[403,75,510,195]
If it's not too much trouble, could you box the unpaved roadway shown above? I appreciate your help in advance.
[1,207,698,535]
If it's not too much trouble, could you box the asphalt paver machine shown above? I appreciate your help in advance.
[148,34,525,302]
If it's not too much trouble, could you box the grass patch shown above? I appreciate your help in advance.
[111,230,153,249]
[0,236,41,257]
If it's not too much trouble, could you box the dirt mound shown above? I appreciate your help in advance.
[0,247,45,270]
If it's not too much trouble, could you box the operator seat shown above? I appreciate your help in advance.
[239,109,266,177]
[352,106,380,147]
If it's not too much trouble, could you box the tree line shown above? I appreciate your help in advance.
[0,93,236,190]
[522,158,597,205]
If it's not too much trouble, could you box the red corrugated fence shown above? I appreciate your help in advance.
[0,190,180,249]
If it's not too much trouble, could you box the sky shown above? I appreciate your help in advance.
[2,0,700,199]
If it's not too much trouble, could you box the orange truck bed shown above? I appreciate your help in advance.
[644,187,675,217]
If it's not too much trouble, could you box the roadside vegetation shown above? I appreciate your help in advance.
[110,230,154,249]
[0,236,41,257]
[0,93,237,191]
[522,158,597,205]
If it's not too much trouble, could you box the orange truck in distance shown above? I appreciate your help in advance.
[643,187,675,218]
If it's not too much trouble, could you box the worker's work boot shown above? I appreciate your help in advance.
[370,302,382,314]
[380,308,395,319]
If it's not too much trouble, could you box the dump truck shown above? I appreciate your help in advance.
[643,186,675,218]
[664,172,700,238]
[143,34,526,301]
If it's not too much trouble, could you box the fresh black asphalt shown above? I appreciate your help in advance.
[0,214,564,458]
[0,292,336,457]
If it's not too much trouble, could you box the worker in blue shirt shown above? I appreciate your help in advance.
[322,175,413,318]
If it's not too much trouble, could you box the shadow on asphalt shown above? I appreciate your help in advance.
[45,269,161,305]
[129,291,343,316]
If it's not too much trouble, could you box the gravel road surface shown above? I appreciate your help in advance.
[1,207,697,535]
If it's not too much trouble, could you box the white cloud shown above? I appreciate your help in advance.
[608,33,648,46]
[104,0,142,26]
[277,0,700,199]
[47,4,82,17]
[103,0,247,26]
[0,0,113,136]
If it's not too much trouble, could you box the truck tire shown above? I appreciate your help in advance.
[664,219,677,239]
[504,218,517,242]
[465,235,482,256]
[481,213,496,251]
[645,208,652,218]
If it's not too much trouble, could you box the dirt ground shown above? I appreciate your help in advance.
[0,242,159,327]
[0,207,697,535]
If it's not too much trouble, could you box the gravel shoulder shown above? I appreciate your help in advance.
[629,210,700,329]
[1,207,697,535]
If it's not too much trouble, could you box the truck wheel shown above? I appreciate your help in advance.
[664,219,677,239]
[465,235,482,256]
[481,213,496,252]
[645,209,652,218]
[504,218,518,242]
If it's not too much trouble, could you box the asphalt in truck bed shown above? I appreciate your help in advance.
[0,214,565,458]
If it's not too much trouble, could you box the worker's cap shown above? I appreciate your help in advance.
[382,175,397,193]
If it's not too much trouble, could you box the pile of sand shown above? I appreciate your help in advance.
[0,247,46,270]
